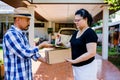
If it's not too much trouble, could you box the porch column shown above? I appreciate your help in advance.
[28,5,35,46]
[102,5,109,60]
[48,21,52,43]
[52,22,55,33]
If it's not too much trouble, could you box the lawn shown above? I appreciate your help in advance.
[109,55,120,69]
[0,47,3,60]
[0,47,4,80]
[97,46,119,56]
[0,47,3,52]
[97,46,120,69]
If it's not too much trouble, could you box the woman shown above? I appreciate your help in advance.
[66,8,98,80]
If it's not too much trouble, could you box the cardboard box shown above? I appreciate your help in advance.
[45,48,71,64]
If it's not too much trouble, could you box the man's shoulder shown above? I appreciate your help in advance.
[4,27,17,37]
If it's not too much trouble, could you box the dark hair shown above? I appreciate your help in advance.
[75,8,93,27]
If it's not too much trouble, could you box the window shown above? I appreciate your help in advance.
[60,30,76,35]
[35,23,44,27]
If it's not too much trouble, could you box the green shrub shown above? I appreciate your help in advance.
[97,46,120,69]
[0,58,4,80]
[0,59,3,65]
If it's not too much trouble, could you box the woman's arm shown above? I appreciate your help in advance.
[66,43,97,64]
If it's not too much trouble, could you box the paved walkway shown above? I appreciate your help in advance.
[96,55,120,80]
[32,49,120,80]
[32,49,73,80]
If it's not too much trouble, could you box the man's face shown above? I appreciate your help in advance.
[18,17,30,30]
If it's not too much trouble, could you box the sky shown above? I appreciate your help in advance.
[0,1,14,14]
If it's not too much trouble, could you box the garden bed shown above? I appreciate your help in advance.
[108,54,120,69]
[0,58,4,80]
[97,46,120,70]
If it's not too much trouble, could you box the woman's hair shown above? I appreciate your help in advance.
[75,8,93,27]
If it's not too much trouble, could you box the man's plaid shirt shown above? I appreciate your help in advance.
[2,25,41,80]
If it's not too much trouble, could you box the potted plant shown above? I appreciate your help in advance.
[0,58,4,80]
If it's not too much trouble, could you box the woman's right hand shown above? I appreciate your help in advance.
[38,41,53,49]
[56,42,64,46]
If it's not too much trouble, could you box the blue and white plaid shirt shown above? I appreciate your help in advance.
[2,25,41,80]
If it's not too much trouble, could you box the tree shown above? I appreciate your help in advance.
[104,0,120,10]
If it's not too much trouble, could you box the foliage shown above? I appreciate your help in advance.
[109,55,120,69]
[0,47,3,65]
[95,30,102,34]
[104,0,120,10]
[0,58,3,65]
[97,46,119,56]
[92,20,103,27]
[97,46,120,69]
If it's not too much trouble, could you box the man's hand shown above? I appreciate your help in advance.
[37,57,47,63]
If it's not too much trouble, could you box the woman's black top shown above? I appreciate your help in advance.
[70,28,98,67]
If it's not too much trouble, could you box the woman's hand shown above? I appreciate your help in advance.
[65,58,76,64]
[56,42,64,46]
[38,41,53,49]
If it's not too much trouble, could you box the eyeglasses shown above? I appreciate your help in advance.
[73,19,83,22]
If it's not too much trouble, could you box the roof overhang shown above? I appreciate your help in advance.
[26,0,104,4]
[2,0,48,22]
[24,0,106,23]
[1,0,117,23]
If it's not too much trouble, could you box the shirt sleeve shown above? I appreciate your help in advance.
[84,29,98,43]
[31,46,41,61]
[4,31,41,59]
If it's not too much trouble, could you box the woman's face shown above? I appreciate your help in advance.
[74,15,87,30]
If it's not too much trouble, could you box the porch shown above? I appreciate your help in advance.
[32,53,120,80]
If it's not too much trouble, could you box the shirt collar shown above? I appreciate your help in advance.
[11,25,23,35]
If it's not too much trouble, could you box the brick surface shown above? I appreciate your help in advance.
[33,62,74,80]
[32,48,120,80]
